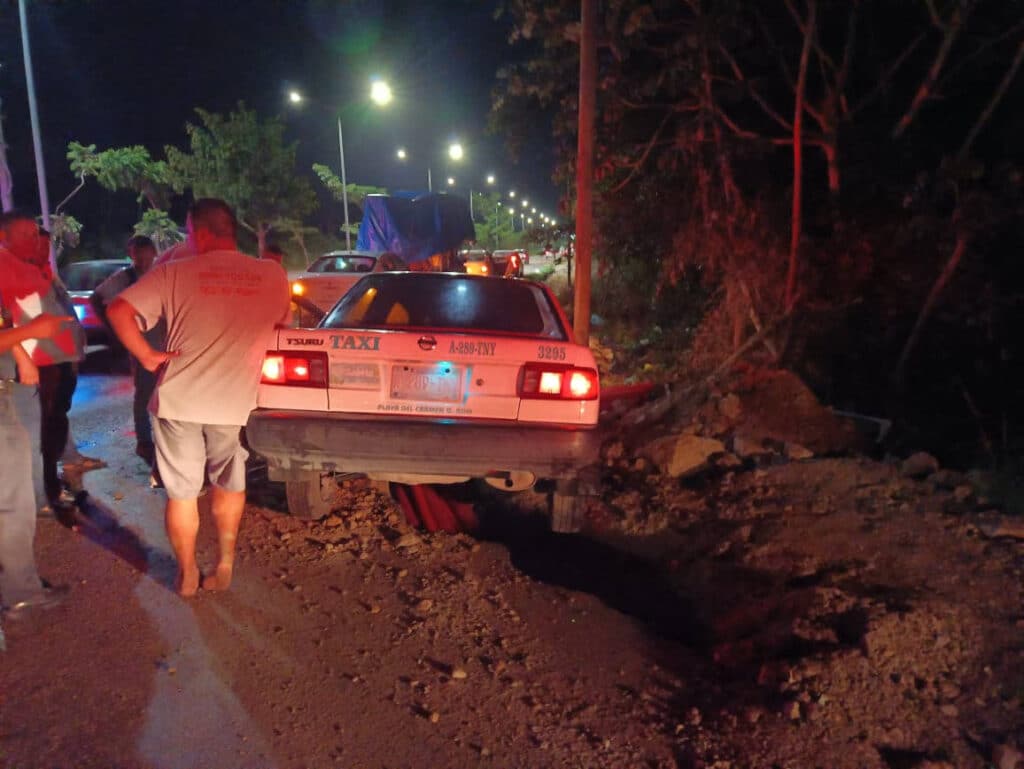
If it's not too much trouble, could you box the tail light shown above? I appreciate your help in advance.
[519,363,599,400]
[261,351,328,387]
[291,281,306,296]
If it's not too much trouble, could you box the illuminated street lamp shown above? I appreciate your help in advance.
[396,147,407,160]
[370,79,393,106]
[447,177,456,186]
[421,142,465,192]
[470,174,496,221]
[509,191,516,199]
[521,200,528,208]
[287,79,391,250]
[531,207,536,214]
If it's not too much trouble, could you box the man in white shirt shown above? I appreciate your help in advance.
[108,199,289,597]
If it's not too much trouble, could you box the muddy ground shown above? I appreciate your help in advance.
[1,371,1023,769]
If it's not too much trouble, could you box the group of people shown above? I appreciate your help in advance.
[1,198,290,624]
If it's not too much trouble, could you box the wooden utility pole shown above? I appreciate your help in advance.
[573,0,597,346]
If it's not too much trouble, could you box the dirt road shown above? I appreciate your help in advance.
[2,366,1022,769]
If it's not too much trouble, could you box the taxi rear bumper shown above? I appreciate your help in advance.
[245,409,600,481]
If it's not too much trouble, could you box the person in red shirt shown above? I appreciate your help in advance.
[0,215,88,520]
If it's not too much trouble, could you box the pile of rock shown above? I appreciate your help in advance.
[605,369,863,483]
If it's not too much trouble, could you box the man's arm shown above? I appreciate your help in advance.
[90,268,132,332]
[11,344,39,385]
[107,297,178,372]
[89,291,110,331]
[0,314,71,354]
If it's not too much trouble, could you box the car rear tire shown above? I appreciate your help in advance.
[285,472,338,520]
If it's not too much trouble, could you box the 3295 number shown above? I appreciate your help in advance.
[537,345,566,361]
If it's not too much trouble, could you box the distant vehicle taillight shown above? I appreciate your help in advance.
[261,351,328,387]
[518,362,599,401]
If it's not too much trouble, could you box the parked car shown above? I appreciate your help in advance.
[290,251,401,321]
[246,272,601,532]
[459,249,497,277]
[59,258,132,344]
[492,249,525,277]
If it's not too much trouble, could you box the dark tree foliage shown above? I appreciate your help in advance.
[492,0,1024,464]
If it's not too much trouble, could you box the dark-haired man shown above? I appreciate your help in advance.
[108,199,289,597]
[92,235,162,466]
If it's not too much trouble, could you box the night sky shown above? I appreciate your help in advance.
[0,0,558,240]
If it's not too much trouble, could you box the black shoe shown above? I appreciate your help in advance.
[2,584,69,620]
[48,495,79,527]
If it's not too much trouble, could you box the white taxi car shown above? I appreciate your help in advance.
[246,272,601,532]
[290,251,403,319]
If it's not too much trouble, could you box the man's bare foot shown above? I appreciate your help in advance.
[176,565,200,597]
[200,563,233,592]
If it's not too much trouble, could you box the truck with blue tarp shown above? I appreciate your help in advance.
[355,192,475,269]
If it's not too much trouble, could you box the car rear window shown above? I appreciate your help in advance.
[308,255,377,273]
[321,274,567,339]
[60,261,130,291]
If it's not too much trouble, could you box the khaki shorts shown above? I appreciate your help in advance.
[151,418,248,500]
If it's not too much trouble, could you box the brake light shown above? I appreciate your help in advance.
[519,363,599,400]
[291,281,305,296]
[261,351,328,387]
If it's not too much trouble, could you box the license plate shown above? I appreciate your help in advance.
[390,363,462,402]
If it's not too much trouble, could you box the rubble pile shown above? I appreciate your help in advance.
[586,368,1024,768]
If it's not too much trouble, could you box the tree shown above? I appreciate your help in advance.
[133,208,184,252]
[468,190,513,249]
[48,213,82,261]
[273,216,319,266]
[493,0,1024,330]
[165,104,317,254]
[60,141,171,214]
[312,163,385,239]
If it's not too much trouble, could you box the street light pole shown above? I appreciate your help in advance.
[18,0,54,275]
[337,117,351,250]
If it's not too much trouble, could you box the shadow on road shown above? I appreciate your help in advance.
[474,500,712,650]
[69,490,177,592]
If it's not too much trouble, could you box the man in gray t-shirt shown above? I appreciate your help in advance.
[108,199,289,597]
